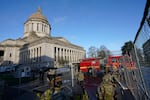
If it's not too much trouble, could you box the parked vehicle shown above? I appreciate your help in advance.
[106,55,135,70]
[79,58,100,73]
[0,65,15,73]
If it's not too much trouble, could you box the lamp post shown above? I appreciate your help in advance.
[71,64,74,87]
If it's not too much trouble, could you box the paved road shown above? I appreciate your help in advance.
[83,72,135,100]
[0,73,49,100]
[84,73,102,100]
[122,89,135,100]
[1,86,38,100]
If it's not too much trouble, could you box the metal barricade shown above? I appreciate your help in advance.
[122,0,150,99]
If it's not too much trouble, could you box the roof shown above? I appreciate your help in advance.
[52,37,70,43]
[0,38,24,47]
[19,36,84,51]
[28,7,48,22]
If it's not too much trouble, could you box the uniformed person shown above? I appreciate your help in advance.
[77,70,85,99]
[97,71,115,100]
[37,89,52,100]
[77,70,84,86]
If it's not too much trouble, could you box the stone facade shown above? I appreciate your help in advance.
[0,8,85,68]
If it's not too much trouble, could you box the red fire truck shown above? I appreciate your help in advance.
[107,55,135,70]
[79,58,100,72]
[107,55,122,68]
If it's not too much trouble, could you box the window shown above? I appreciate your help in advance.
[10,53,12,57]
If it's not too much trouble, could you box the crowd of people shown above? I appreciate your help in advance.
[97,64,124,100]
[75,65,121,100]
[36,64,123,100]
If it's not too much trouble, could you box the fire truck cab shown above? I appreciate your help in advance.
[79,58,100,73]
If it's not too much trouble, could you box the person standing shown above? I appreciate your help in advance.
[97,71,115,100]
[77,70,84,86]
[77,70,85,99]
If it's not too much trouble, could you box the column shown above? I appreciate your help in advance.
[40,23,42,32]
[59,48,61,60]
[37,48,38,62]
[32,23,33,31]
[45,25,48,34]
[24,24,26,33]
[47,25,50,34]
[37,23,39,32]
[56,47,58,62]
[29,50,31,63]
[68,49,70,62]
[33,23,37,32]
[40,47,41,61]
[70,50,72,62]
[58,48,60,61]
[29,23,32,32]
[33,48,35,60]
[31,49,33,63]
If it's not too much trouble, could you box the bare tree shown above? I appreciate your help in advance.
[87,46,98,58]
[98,45,111,58]
[87,45,111,59]
[97,50,106,59]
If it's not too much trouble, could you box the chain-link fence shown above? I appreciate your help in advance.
[123,1,150,100]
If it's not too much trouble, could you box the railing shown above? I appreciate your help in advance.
[123,0,150,100]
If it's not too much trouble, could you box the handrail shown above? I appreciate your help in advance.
[113,77,128,90]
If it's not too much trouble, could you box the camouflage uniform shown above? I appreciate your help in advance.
[77,71,84,85]
[37,89,52,100]
[98,73,115,100]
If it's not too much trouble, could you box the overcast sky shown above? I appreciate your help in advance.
[0,0,146,53]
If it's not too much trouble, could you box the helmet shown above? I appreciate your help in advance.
[103,74,112,83]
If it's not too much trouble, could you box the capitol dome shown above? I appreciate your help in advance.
[24,7,51,38]
[28,7,48,23]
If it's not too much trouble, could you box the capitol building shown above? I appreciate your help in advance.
[0,8,85,69]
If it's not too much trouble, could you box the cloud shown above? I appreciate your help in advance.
[53,16,67,24]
